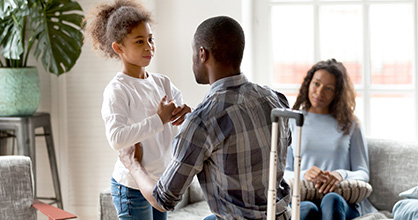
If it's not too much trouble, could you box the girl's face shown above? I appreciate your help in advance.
[308,69,336,114]
[117,22,155,74]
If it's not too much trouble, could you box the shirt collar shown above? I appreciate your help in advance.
[207,73,248,96]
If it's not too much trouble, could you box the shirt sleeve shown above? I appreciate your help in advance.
[101,83,164,151]
[161,74,184,106]
[171,81,184,106]
[152,115,210,210]
[335,122,370,181]
[284,145,295,180]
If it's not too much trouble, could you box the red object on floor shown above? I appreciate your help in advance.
[32,200,77,220]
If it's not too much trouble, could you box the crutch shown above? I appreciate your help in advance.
[267,108,304,220]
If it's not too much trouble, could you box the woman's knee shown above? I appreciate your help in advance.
[320,193,347,220]
[300,201,320,219]
[321,192,345,207]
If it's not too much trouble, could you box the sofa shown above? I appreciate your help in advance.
[99,138,418,220]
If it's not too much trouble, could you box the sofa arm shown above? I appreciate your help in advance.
[32,200,77,220]
[367,138,418,212]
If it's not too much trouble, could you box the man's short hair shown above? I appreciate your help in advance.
[194,16,245,69]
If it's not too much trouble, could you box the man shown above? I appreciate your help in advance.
[119,16,291,220]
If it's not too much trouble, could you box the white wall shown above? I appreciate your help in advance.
[153,0,244,107]
[34,1,247,219]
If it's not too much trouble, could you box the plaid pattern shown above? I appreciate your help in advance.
[153,74,291,219]
[277,208,291,220]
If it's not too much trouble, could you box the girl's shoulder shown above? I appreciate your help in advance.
[148,72,177,89]
[106,73,129,87]
[148,72,171,82]
[103,73,133,95]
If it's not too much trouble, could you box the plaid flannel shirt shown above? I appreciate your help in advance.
[153,74,291,220]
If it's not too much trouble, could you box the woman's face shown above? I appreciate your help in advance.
[308,69,336,114]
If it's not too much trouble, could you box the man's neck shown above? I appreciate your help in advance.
[209,67,241,85]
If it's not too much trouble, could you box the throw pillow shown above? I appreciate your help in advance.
[399,186,418,199]
[286,178,372,204]
[392,199,418,220]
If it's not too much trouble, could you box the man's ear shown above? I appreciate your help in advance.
[112,42,123,54]
[199,46,208,63]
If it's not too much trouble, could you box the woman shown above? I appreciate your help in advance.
[284,59,377,219]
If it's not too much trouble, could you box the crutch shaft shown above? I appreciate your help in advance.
[267,121,279,220]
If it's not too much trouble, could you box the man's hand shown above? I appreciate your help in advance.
[118,143,166,212]
[119,144,141,171]
[134,143,143,163]
[171,104,192,126]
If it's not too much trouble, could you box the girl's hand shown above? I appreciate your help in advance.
[157,95,177,124]
[317,171,342,194]
[170,104,192,126]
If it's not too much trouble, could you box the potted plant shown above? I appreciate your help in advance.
[0,0,84,116]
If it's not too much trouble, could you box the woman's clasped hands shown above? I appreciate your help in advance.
[304,166,343,194]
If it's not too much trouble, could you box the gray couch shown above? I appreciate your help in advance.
[99,138,418,220]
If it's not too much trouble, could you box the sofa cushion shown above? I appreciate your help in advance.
[99,182,194,220]
[286,178,372,204]
[353,211,391,220]
[99,188,117,220]
[367,139,418,212]
[168,201,212,220]
[0,156,36,220]
[399,186,418,199]
[392,199,418,220]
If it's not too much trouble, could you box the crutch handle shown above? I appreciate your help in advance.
[271,108,304,126]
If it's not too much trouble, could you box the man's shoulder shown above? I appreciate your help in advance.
[193,82,289,117]
[242,82,290,108]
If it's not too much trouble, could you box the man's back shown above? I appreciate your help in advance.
[154,74,291,219]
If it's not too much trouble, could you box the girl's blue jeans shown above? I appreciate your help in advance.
[111,177,167,220]
[299,192,360,220]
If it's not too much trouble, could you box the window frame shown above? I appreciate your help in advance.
[252,0,418,140]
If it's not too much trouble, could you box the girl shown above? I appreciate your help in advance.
[284,59,377,219]
[84,1,191,219]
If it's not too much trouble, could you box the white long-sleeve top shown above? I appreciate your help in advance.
[101,72,183,189]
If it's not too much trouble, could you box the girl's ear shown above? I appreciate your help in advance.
[112,42,123,54]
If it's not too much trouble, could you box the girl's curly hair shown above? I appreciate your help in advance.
[83,0,153,59]
[293,59,357,134]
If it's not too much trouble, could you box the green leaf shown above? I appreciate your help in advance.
[46,0,82,13]
[0,0,38,65]
[31,0,84,76]
[0,0,34,19]
[0,16,24,60]
[0,0,20,19]
[2,26,24,60]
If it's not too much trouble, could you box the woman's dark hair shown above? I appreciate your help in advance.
[83,0,152,59]
[293,58,357,134]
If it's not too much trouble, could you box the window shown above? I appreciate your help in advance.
[253,0,417,140]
